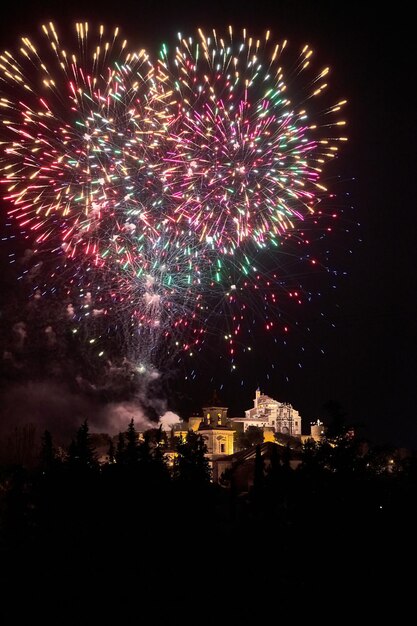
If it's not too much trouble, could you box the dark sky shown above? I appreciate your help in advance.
[0,1,415,446]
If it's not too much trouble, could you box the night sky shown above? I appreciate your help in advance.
[0,1,415,447]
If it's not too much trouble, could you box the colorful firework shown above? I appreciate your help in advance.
[0,23,175,262]
[0,23,347,377]
[158,27,347,256]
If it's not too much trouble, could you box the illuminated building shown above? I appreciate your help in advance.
[230,388,302,437]
[171,404,235,466]
[196,406,235,459]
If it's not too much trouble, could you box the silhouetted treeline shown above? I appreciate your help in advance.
[0,423,416,620]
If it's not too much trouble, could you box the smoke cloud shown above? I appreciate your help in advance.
[0,380,173,444]
[159,411,181,431]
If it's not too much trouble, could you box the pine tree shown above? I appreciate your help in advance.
[116,432,126,464]
[67,439,77,464]
[174,431,211,484]
[40,430,56,472]
[138,431,154,474]
[77,420,97,467]
[107,438,115,464]
[68,420,97,469]
[125,418,139,465]
[149,426,168,480]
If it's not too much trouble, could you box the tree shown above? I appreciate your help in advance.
[125,418,139,465]
[282,443,291,469]
[67,420,97,469]
[40,430,56,472]
[173,431,211,484]
[135,427,169,482]
[269,442,281,482]
[107,438,115,464]
[274,432,302,450]
[236,425,264,450]
[116,432,125,464]
[322,400,347,439]
[147,426,168,471]
[144,426,168,450]
[138,432,152,466]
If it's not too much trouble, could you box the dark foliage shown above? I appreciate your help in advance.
[235,425,264,450]
[0,425,416,620]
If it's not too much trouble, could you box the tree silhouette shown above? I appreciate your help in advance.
[236,425,264,450]
[68,420,97,469]
[322,400,347,439]
[125,419,139,465]
[40,430,56,472]
[107,438,115,464]
[116,432,125,464]
[146,426,168,476]
[174,431,211,484]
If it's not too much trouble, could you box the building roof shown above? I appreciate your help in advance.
[227,441,302,464]
[230,417,270,422]
[172,422,189,432]
[202,406,229,410]
[255,394,293,406]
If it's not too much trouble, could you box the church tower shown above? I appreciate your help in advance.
[198,404,235,458]
[255,387,261,408]
[202,406,228,427]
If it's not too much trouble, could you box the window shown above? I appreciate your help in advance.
[220,443,225,453]
[295,421,298,426]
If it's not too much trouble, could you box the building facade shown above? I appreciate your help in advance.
[172,405,235,461]
[230,388,302,437]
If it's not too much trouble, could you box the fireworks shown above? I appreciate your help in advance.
[159,28,347,256]
[0,23,172,262]
[0,23,347,377]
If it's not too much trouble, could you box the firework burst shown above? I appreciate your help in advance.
[158,27,347,257]
[0,23,348,378]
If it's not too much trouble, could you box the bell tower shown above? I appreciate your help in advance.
[202,406,228,427]
[255,387,261,408]
[198,404,235,457]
